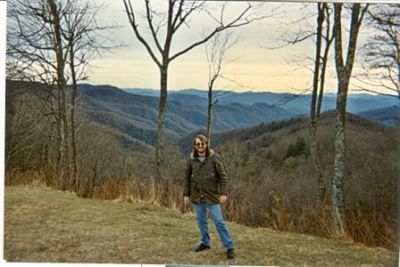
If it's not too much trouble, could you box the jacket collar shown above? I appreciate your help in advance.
[190,149,215,160]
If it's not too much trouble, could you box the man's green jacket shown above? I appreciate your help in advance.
[183,149,228,204]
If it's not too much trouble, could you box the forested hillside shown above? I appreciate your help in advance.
[78,83,294,145]
[176,111,398,249]
[359,105,400,127]
[79,84,400,147]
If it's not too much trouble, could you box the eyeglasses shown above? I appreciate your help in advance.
[195,142,205,147]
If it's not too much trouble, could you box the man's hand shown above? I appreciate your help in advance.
[184,196,190,206]
[219,195,228,204]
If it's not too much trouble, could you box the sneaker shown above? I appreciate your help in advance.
[194,243,210,252]
[227,248,235,259]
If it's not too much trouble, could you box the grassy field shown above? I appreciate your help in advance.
[4,185,398,266]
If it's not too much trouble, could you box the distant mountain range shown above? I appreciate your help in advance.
[124,87,399,127]
[6,80,398,152]
[77,84,295,146]
[78,85,399,146]
[358,106,400,127]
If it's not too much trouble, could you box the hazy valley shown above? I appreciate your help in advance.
[77,84,399,150]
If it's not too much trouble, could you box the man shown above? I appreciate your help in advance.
[183,134,235,259]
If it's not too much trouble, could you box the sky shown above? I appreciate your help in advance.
[2,0,397,96]
[83,0,397,95]
[87,1,335,93]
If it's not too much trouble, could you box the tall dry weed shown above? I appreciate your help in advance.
[5,170,397,251]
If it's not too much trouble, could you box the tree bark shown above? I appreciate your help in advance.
[207,86,213,145]
[47,0,70,190]
[56,93,63,189]
[333,78,349,236]
[155,64,169,197]
[332,3,367,237]
[68,34,79,193]
[317,5,334,118]
[310,3,326,204]
[207,75,217,146]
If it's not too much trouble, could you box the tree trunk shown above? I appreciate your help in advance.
[60,83,70,191]
[155,64,169,198]
[207,77,216,145]
[333,80,348,237]
[68,36,79,193]
[56,96,64,189]
[314,5,333,204]
[332,3,365,237]
[333,3,347,238]
[310,3,326,204]
[47,0,70,191]
[317,4,333,118]
[310,128,325,202]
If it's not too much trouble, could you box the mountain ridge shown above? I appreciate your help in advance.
[76,83,298,146]
[123,87,399,126]
[6,80,398,153]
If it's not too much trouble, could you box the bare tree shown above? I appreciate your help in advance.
[46,0,71,190]
[7,0,113,191]
[204,31,237,145]
[355,4,399,98]
[309,3,334,204]
[269,3,334,203]
[122,0,271,198]
[332,3,368,237]
[5,94,48,176]
[77,123,123,198]
[8,0,70,188]
[7,0,70,188]
[62,0,112,192]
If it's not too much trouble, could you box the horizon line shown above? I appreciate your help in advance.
[78,82,386,96]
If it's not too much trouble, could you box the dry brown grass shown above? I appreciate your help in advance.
[4,185,397,266]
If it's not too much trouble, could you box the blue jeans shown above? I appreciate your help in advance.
[192,200,234,249]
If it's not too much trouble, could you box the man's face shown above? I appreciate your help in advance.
[194,138,206,154]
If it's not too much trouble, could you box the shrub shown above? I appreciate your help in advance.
[284,136,307,159]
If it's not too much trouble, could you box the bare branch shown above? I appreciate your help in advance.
[170,4,257,62]
[144,0,163,54]
[122,0,161,67]
[356,4,399,96]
